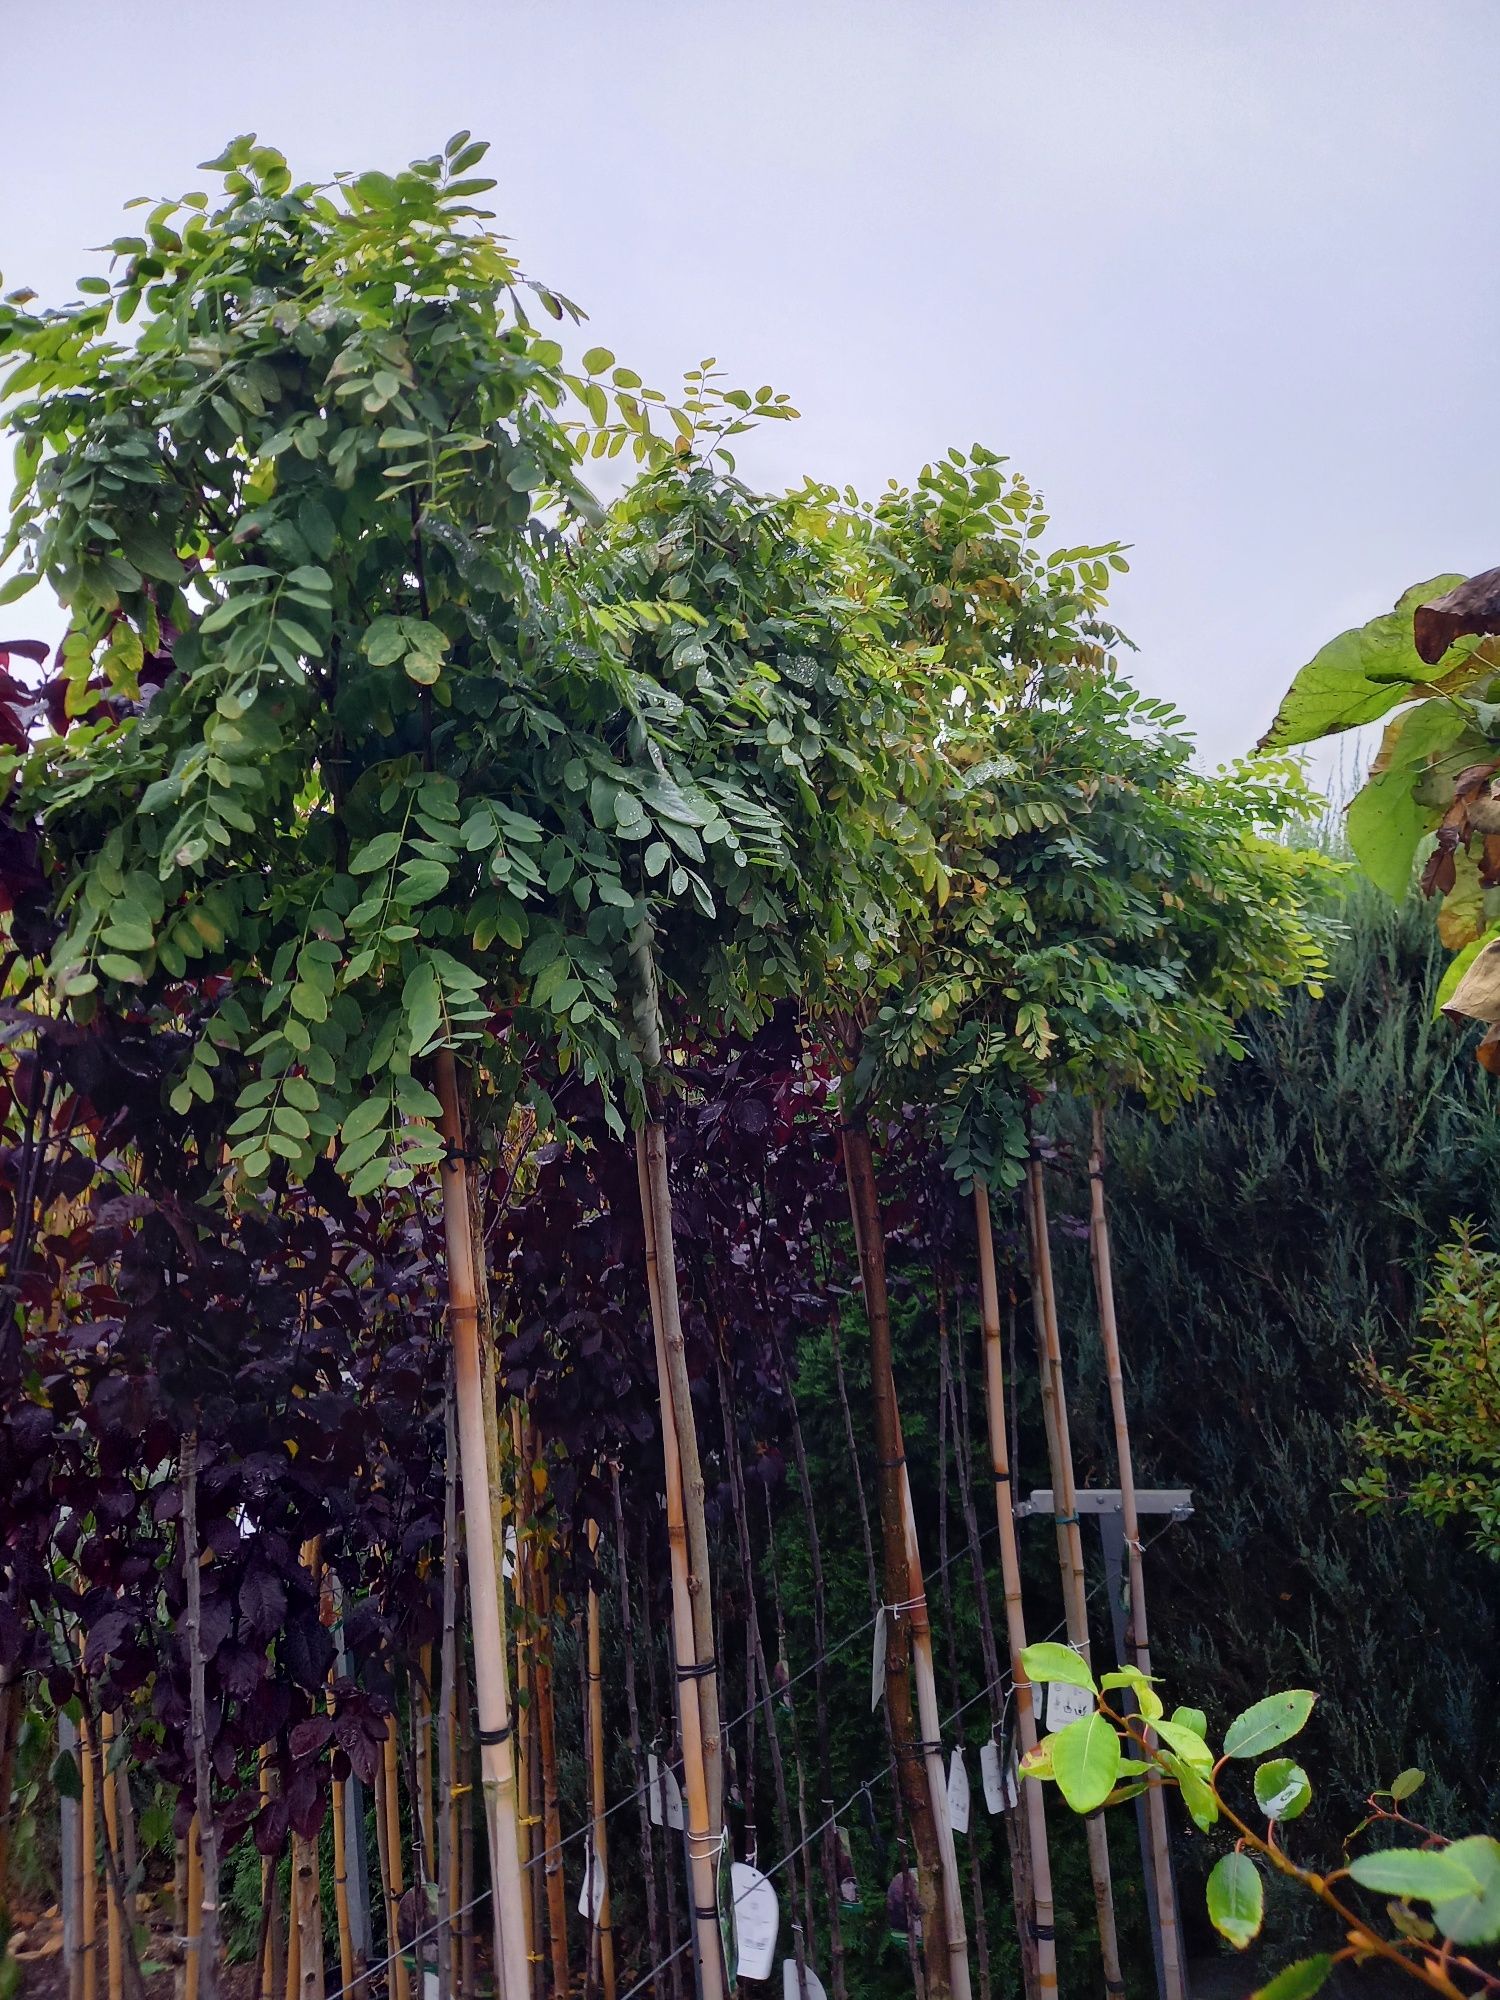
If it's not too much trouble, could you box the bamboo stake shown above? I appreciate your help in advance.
[456,1644,476,2000]
[974,1186,1058,1998]
[585,1519,616,2000]
[434,1048,530,2000]
[525,1465,569,2000]
[843,1114,966,2000]
[943,1264,1040,2000]
[80,1709,97,2000]
[381,1728,409,2000]
[635,1132,728,2000]
[284,1880,299,2000]
[292,1541,326,2000]
[257,1753,280,2000]
[1024,1151,1124,1994]
[610,1472,669,2000]
[437,1402,459,2000]
[181,1433,221,2000]
[1088,1104,1187,2000]
[508,1404,536,1978]
[631,934,724,1837]
[183,1820,201,2000]
[100,1710,123,2000]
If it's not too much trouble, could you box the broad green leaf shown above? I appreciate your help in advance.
[1348,1846,1479,1902]
[1260,577,1468,748]
[1169,1705,1208,1739]
[1049,1714,1121,1814]
[1151,1719,1213,1772]
[1251,1956,1332,2000]
[340,1096,388,1144]
[1019,1643,1095,1694]
[1432,1835,1500,1946]
[1390,1768,1426,1802]
[350,831,402,874]
[1160,1751,1219,1830]
[1206,1851,1263,1949]
[1223,1690,1315,1759]
[1254,1758,1311,1822]
[1345,699,1476,899]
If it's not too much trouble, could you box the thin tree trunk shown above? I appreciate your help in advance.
[1024,1152,1123,1995]
[416,1647,435,1897]
[585,1519,616,2000]
[509,1407,535,1980]
[635,1130,727,2000]
[0,1667,23,1934]
[180,1434,221,2000]
[611,1471,668,2000]
[841,1114,964,2000]
[527,1496,569,1999]
[639,1521,688,2000]
[293,1542,326,2000]
[457,1641,476,2000]
[258,1753,284,2000]
[434,1049,530,2000]
[1088,1105,1186,2000]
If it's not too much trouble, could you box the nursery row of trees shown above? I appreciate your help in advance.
[1,133,1489,2000]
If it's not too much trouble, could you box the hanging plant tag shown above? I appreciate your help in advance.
[576,1832,606,1920]
[835,1824,862,1910]
[782,1960,829,2000]
[870,1606,886,1711]
[1046,1681,1094,1731]
[980,1740,1004,1813]
[647,1752,685,1830]
[946,1748,971,1834]
[731,1861,780,1982]
[502,1523,517,1581]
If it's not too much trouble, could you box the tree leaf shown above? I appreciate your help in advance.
[1260,577,1469,748]
[1223,1690,1315,1759]
[1048,1713,1121,1814]
[1252,1956,1332,2000]
[1254,1758,1312,1822]
[1348,1846,1480,1902]
[1432,1835,1500,1946]
[1018,1643,1095,1694]
[1206,1851,1263,1949]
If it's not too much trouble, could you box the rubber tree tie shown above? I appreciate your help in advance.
[477,1722,513,1747]
[676,1656,718,1681]
[877,1454,906,1471]
[992,1469,1011,1484]
[442,1144,483,1169]
[1053,1511,1079,1526]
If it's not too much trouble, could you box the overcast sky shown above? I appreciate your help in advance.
[3,0,1495,781]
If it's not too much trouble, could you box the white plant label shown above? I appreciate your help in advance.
[870,1606,886,1711]
[1046,1681,1094,1731]
[502,1523,517,1581]
[980,1740,1005,1814]
[577,1833,606,1921]
[647,1752,684,1831]
[731,1861,780,1982]
[946,1748,970,1834]
[783,1959,829,2000]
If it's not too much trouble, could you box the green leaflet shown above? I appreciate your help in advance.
[1260,576,1469,748]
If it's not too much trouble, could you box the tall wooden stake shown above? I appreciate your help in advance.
[100,1710,123,2000]
[434,1049,530,2000]
[181,1435,220,2000]
[842,1114,968,2000]
[1088,1106,1186,2000]
[974,1186,1058,1999]
[585,1519,616,2000]
[80,1709,97,2000]
[1024,1150,1124,1995]
[635,1132,728,2000]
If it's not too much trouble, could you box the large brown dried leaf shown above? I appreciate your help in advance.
[1414,570,1500,665]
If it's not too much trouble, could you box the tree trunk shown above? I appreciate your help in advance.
[437,1401,459,2000]
[434,1048,530,2000]
[80,1708,98,2000]
[974,1186,1058,1999]
[526,1493,569,1999]
[180,1434,220,2000]
[1088,1106,1186,2000]
[1024,1152,1123,1995]
[100,1709,123,2000]
[841,1114,963,2000]
[380,1726,408,2000]
[635,1133,727,2000]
